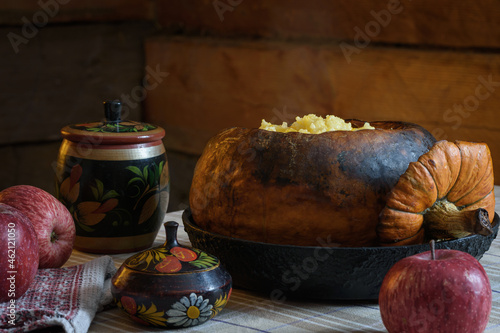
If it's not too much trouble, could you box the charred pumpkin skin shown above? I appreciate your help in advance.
[377,140,495,246]
[190,121,436,247]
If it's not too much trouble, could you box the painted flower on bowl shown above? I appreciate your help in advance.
[117,296,167,327]
[155,256,182,273]
[120,295,137,315]
[166,293,213,327]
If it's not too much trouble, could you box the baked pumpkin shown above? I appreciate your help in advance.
[189,118,436,247]
[377,140,495,246]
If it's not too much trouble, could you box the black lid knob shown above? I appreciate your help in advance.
[104,100,122,123]
[164,221,180,249]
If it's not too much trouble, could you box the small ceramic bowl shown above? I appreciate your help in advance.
[55,100,169,253]
[111,221,232,329]
[183,208,499,300]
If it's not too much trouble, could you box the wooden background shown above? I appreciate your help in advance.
[1,0,499,211]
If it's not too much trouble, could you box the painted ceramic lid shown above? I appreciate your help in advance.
[61,100,165,145]
[122,222,221,275]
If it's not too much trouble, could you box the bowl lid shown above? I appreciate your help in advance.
[121,222,221,275]
[60,100,165,144]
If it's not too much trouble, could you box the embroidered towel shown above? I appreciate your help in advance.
[0,255,116,333]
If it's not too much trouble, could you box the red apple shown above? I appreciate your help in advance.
[0,203,39,302]
[0,185,75,268]
[379,242,492,333]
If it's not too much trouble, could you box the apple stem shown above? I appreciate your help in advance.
[51,231,59,243]
[430,239,436,260]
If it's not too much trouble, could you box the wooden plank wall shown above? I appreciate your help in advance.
[0,1,154,24]
[145,0,500,185]
[0,1,156,201]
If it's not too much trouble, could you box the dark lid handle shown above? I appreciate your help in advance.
[164,221,180,249]
[104,100,122,123]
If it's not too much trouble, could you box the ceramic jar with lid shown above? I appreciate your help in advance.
[54,100,169,253]
[111,221,232,328]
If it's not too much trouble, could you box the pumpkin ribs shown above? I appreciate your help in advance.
[377,140,495,246]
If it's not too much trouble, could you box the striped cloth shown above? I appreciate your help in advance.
[65,186,500,333]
